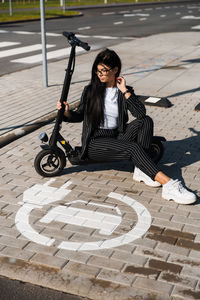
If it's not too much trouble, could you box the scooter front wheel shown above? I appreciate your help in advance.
[34,148,66,177]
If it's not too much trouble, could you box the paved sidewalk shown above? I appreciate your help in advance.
[0,31,200,299]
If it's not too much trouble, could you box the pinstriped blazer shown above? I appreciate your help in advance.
[63,85,146,159]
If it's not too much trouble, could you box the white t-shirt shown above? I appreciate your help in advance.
[100,87,119,129]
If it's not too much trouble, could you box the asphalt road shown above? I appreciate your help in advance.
[0,1,200,76]
[0,275,88,300]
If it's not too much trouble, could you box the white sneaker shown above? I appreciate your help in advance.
[162,179,196,205]
[133,167,161,187]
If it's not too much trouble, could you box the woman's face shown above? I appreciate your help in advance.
[96,64,118,86]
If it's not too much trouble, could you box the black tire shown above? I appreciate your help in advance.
[34,148,66,177]
[150,140,164,164]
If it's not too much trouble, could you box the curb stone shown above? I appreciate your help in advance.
[0,100,79,149]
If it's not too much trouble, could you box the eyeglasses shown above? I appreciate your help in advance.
[95,67,113,75]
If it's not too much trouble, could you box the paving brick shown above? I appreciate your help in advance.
[123,264,160,279]
[172,286,200,300]
[111,250,147,266]
[176,239,200,251]
[152,219,183,231]
[163,229,195,241]
[30,253,67,270]
[168,253,200,268]
[55,249,91,264]
[0,246,34,261]
[23,243,57,256]
[148,259,182,274]
[87,255,124,272]
[156,243,190,256]
[158,272,197,289]
[133,277,173,295]
[97,268,134,286]
[62,261,100,278]
[146,232,177,245]
[180,265,200,279]
[0,236,29,249]
[134,245,169,260]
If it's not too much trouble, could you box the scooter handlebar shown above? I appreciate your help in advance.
[63,31,90,51]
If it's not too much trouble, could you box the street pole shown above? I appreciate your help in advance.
[40,0,48,87]
[9,0,13,16]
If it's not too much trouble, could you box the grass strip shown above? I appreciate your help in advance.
[0,9,79,22]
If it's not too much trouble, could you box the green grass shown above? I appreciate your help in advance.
[0,9,78,22]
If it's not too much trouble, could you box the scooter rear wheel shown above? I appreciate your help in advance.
[34,148,66,177]
[150,140,164,164]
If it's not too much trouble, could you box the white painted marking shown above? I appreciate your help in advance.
[140,18,147,21]
[76,34,90,38]
[124,14,136,17]
[114,21,123,25]
[11,47,84,64]
[120,10,129,14]
[102,12,115,15]
[0,42,20,48]
[145,97,161,104]
[0,30,8,33]
[45,32,62,37]
[160,15,166,17]
[191,25,200,29]
[93,35,118,40]
[176,12,181,15]
[77,26,91,31]
[12,31,35,35]
[16,182,152,251]
[182,16,200,19]
[136,13,150,17]
[40,200,122,236]
[0,44,55,59]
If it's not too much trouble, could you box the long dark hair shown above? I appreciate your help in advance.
[86,48,121,129]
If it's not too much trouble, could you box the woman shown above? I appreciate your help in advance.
[58,48,196,205]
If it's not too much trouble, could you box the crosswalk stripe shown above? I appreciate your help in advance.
[0,44,55,59]
[12,31,36,35]
[11,47,84,64]
[191,25,200,29]
[0,42,20,48]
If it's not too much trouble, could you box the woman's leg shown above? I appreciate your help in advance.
[120,116,153,152]
[88,138,196,204]
[87,137,159,180]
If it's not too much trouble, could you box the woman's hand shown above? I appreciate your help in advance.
[116,76,127,94]
[57,99,70,117]
[116,76,131,99]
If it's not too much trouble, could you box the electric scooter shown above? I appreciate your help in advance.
[34,32,165,177]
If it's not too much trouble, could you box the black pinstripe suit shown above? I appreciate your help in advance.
[63,85,159,180]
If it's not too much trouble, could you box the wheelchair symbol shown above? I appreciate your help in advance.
[15,179,152,251]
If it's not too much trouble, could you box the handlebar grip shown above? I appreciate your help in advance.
[63,31,90,51]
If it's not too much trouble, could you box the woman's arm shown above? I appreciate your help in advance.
[57,86,89,123]
[117,76,146,119]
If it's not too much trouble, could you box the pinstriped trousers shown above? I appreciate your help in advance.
[87,116,159,180]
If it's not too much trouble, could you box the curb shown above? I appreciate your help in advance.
[0,11,83,25]
[0,101,79,149]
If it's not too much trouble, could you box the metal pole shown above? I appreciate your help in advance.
[40,0,48,87]
[9,0,13,16]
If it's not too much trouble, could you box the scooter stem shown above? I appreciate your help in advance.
[49,45,76,148]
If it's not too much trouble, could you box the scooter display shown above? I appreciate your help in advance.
[34,32,166,177]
